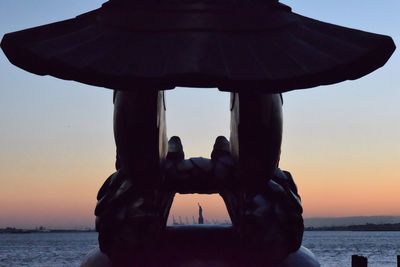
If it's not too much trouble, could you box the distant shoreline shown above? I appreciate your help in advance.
[0,228,95,234]
[305,223,400,232]
[2,223,400,234]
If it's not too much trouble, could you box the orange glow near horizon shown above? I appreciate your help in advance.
[1,156,399,228]
[1,86,399,229]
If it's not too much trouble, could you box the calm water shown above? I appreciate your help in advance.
[0,232,97,267]
[303,231,400,267]
[0,231,399,267]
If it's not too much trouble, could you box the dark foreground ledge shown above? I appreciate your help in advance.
[81,225,320,267]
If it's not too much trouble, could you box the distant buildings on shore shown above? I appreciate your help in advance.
[170,217,231,226]
[3,223,400,233]
[170,216,231,226]
[170,203,231,226]
[0,227,95,234]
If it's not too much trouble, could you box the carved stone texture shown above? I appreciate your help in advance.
[95,171,167,265]
[94,89,306,265]
[95,90,170,265]
[240,168,304,265]
[95,135,304,266]
[113,90,167,190]
[164,154,236,194]
[1,1,395,92]
[230,93,283,190]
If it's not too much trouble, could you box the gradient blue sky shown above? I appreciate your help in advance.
[0,1,399,228]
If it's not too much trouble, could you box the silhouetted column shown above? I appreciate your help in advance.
[352,255,367,267]
[397,255,399,267]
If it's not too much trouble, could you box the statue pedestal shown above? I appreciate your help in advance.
[81,226,320,267]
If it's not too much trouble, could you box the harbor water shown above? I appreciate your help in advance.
[0,231,399,267]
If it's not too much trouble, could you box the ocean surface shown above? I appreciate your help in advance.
[302,231,400,267]
[0,231,399,267]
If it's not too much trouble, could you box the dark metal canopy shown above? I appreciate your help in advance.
[1,0,396,92]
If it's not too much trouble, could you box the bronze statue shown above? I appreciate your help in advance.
[1,0,395,266]
[198,203,204,225]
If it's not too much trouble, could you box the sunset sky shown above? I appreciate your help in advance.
[0,0,399,229]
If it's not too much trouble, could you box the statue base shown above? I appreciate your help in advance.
[81,226,320,267]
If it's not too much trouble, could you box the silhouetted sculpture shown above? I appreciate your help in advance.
[1,1,395,92]
[1,1,396,266]
[198,203,204,225]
